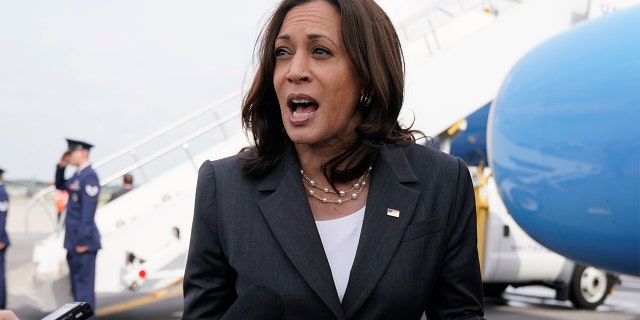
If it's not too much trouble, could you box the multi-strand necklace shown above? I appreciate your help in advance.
[301,166,372,205]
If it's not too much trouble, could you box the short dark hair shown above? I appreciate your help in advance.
[240,0,421,183]
[123,173,133,185]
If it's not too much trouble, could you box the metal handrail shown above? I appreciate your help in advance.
[23,89,244,233]
[99,109,241,187]
[394,0,525,54]
[92,89,243,169]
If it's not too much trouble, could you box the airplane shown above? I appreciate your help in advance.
[451,5,639,276]
[488,4,640,277]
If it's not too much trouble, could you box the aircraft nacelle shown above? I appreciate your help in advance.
[488,5,640,276]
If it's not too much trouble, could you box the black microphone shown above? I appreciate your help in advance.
[221,284,284,320]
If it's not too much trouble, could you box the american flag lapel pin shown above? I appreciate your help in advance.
[387,208,400,218]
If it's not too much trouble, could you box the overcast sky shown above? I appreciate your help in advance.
[0,0,430,182]
[0,1,284,181]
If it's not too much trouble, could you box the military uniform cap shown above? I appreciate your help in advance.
[66,138,94,152]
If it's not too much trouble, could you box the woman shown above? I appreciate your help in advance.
[183,0,485,319]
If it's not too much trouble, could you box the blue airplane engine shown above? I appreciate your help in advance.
[488,6,640,276]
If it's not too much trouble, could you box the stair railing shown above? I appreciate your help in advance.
[23,89,245,233]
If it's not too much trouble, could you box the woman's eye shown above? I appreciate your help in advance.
[275,48,289,57]
[312,47,331,55]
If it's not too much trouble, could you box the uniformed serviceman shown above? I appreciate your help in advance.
[0,167,10,310]
[55,139,101,318]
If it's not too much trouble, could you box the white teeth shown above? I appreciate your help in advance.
[293,110,313,118]
[292,98,312,104]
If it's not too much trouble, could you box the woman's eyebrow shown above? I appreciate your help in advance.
[275,33,338,47]
[308,33,337,46]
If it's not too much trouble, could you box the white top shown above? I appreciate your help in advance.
[315,206,365,302]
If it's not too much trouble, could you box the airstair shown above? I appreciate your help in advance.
[10,0,591,312]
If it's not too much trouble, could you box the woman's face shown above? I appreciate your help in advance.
[273,0,362,152]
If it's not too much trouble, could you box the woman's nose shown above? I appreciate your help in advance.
[286,53,310,83]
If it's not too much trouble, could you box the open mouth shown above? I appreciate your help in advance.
[289,95,319,119]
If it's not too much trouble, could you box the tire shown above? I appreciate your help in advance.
[569,265,611,309]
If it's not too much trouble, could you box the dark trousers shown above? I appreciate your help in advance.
[67,250,97,319]
[0,249,5,308]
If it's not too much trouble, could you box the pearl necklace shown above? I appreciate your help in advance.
[301,166,372,205]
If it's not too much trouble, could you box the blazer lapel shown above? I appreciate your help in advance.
[342,145,420,317]
[257,148,346,319]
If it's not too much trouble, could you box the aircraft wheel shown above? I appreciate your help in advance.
[569,265,611,309]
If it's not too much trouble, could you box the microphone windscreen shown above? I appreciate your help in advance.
[221,284,284,320]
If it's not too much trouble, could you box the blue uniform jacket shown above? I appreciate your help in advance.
[55,165,101,251]
[0,183,9,247]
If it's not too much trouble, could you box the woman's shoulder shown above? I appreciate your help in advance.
[387,141,461,167]
[195,150,261,194]
[382,142,469,186]
[199,153,242,173]
[199,148,262,178]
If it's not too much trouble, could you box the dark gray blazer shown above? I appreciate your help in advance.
[183,142,485,320]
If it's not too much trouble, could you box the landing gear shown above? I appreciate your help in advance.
[569,265,614,309]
